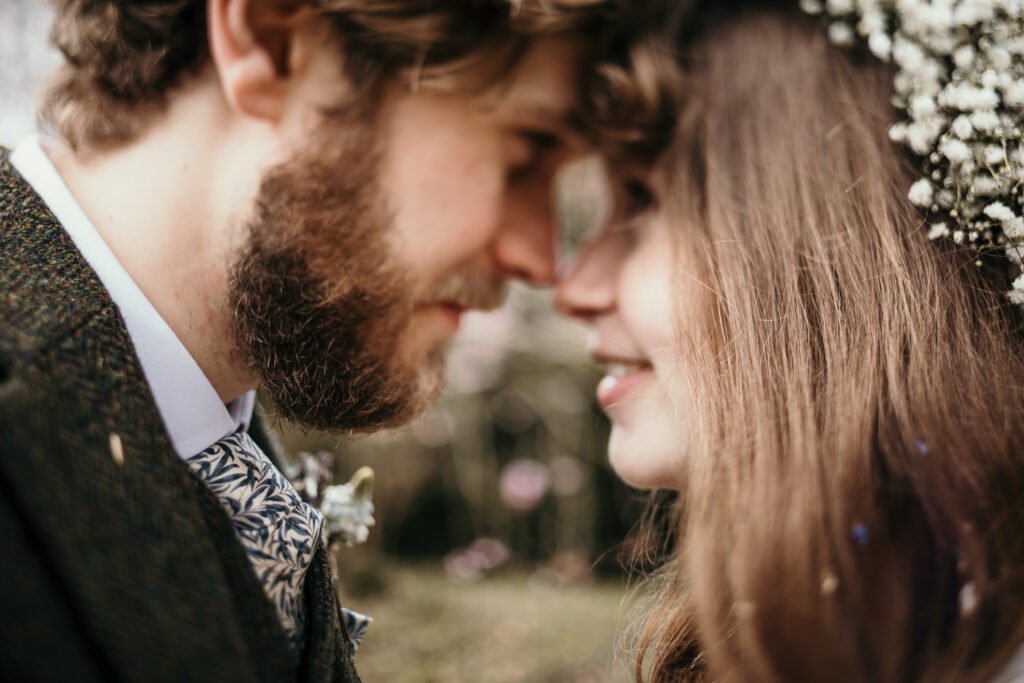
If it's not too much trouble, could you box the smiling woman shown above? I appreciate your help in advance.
[556,1,1024,682]
[556,176,688,491]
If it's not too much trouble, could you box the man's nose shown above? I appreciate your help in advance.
[489,176,559,286]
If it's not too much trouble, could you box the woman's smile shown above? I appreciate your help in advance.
[594,356,656,409]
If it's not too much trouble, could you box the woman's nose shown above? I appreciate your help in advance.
[554,237,619,320]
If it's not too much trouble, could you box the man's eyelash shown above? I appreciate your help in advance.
[508,131,560,180]
[522,131,559,152]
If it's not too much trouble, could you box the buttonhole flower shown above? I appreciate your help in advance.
[321,467,376,547]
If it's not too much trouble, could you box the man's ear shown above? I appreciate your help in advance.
[208,0,312,122]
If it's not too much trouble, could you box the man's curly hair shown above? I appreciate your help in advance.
[41,0,680,159]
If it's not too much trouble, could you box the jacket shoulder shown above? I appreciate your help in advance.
[0,147,116,355]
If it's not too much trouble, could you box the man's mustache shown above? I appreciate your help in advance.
[427,270,508,311]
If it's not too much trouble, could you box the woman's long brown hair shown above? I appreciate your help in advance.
[633,5,1024,682]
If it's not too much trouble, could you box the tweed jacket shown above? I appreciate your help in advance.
[0,149,361,683]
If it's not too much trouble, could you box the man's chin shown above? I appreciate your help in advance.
[264,354,448,434]
[345,363,446,433]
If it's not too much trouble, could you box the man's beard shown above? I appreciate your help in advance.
[226,120,440,433]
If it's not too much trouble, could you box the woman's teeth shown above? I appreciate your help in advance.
[606,361,649,378]
[597,361,655,409]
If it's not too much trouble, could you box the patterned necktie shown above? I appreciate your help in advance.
[184,431,325,652]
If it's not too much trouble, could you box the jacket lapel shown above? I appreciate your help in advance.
[298,545,362,683]
[251,413,364,683]
[0,151,296,682]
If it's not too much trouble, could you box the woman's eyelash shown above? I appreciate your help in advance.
[623,179,655,217]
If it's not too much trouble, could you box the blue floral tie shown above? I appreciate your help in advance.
[185,431,325,652]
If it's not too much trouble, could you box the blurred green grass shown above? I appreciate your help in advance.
[349,565,636,683]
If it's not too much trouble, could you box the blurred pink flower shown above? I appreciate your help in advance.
[470,537,511,568]
[443,537,511,582]
[550,455,589,496]
[443,548,488,582]
[500,459,551,511]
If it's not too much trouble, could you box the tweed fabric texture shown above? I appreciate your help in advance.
[0,148,361,683]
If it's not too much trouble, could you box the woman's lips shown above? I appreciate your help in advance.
[597,362,655,410]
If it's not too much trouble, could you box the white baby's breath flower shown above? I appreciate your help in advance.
[859,10,886,35]
[940,138,972,164]
[908,178,935,207]
[800,0,825,14]
[829,21,856,46]
[1003,81,1024,107]
[910,94,937,117]
[898,1,927,34]
[893,39,926,72]
[869,31,893,59]
[943,85,1001,111]
[808,0,1024,306]
[918,60,945,94]
[966,110,999,132]
[1005,242,1024,266]
[972,175,1002,196]
[954,0,995,26]
[985,145,1006,165]
[894,71,915,96]
[953,45,976,68]
[1009,275,1024,306]
[988,47,1013,71]
[889,122,908,143]
[1005,217,1024,240]
[984,202,1016,223]
[826,0,854,14]
[925,32,958,57]
[951,114,974,139]
[907,122,939,154]
[928,222,950,240]
[921,3,954,31]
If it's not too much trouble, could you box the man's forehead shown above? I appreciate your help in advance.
[497,38,587,134]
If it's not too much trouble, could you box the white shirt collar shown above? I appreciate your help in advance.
[10,135,255,458]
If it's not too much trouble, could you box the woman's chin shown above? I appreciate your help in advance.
[607,424,685,491]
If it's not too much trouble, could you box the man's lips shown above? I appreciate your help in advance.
[593,353,655,410]
[417,301,466,329]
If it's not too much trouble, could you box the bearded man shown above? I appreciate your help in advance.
[0,0,649,680]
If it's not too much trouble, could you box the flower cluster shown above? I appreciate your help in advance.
[287,452,376,547]
[802,0,1024,304]
[285,449,335,505]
